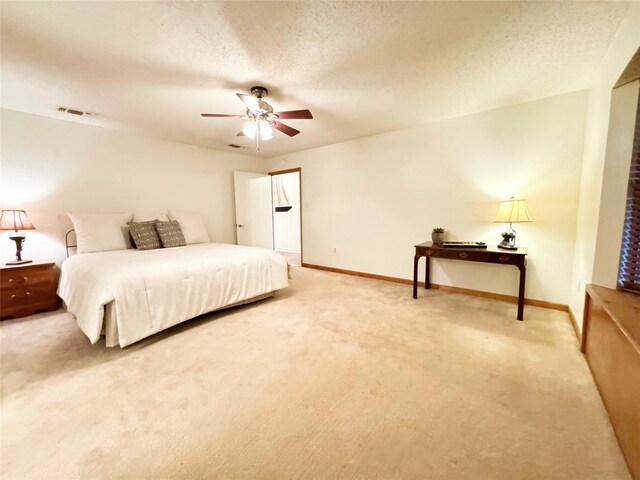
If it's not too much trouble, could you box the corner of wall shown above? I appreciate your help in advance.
[568,4,640,322]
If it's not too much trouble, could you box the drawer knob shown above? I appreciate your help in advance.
[10,291,31,300]
[426,250,433,255]
[459,252,468,258]
[7,276,27,283]
[499,255,509,262]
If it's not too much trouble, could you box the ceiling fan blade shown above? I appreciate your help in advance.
[201,113,244,117]
[273,122,300,137]
[236,93,260,111]
[275,109,313,120]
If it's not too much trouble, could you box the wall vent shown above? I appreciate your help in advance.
[57,107,93,116]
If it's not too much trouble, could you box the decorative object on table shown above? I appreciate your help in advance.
[431,227,446,244]
[274,176,293,212]
[0,260,59,319]
[441,241,487,249]
[0,210,36,265]
[499,231,516,249]
[494,198,532,250]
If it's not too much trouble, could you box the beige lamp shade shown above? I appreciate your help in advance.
[494,199,532,223]
[0,210,36,232]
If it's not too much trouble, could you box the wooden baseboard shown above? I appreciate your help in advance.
[302,262,568,312]
[567,306,581,343]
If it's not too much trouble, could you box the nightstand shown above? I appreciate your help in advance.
[1,260,59,319]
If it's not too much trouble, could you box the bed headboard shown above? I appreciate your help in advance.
[65,229,77,257]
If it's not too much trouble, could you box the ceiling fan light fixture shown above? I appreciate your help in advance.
[242,123,257,139]
[259,122,273,141]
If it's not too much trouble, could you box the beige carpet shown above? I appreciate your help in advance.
[0,267,630,479]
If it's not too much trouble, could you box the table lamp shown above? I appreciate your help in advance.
[0,210,36,265]
[494,198,531,250]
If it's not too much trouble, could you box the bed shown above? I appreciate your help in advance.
[58,243,288,347]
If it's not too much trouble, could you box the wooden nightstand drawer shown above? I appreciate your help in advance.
[0,260,59,319]
[2,285,56,311]
[2,268,52,290]
[2,284,54,302]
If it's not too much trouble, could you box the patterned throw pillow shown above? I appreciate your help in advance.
[155,220,186,248]
[128,221,162,250]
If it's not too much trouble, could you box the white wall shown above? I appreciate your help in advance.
[568,4,640,326]
[272,172,301,253]
[269,91,589,305]
[592,80,639,287]
[0,109,266,265]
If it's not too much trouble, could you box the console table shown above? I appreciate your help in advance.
[412,242,528,320]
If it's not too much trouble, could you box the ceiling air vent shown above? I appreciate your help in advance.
[57,107,93,116]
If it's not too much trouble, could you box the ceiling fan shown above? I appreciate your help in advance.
[201,86,313,153]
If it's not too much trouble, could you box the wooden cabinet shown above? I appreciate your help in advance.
[0,260,59,319]
[582,284,640,479]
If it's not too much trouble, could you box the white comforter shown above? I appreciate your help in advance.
[58,243,288,347]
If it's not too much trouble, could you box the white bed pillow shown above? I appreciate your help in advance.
[168,210,210,244]
[68,212,133,254]
[132,211,169,222]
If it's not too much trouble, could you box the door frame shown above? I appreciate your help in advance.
[269,167,303,265]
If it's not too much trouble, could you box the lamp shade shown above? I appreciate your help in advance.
[494,199,532,223]
[0,210,35,232]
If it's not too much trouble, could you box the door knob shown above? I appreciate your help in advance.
[236,224,246,228]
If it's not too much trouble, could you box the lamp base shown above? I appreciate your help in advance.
[8,233,30,264]
[6,259,33,265]
[498,223,518,250]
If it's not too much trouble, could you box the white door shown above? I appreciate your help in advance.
[233,171,274,249]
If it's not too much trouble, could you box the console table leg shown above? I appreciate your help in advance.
[517,265,526,321]
[413,255,420,299]
[424,256,431,289]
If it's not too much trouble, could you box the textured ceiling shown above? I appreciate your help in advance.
[0,1,630,157]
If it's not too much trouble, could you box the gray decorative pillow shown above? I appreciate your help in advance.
[155,220,186,248]
[128,221,162,250]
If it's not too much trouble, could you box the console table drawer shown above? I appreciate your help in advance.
[439,249,487,262]
[418,247,440,258]
[489,252,520,265]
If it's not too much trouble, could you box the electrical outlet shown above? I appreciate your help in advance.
[333,247,337,253]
